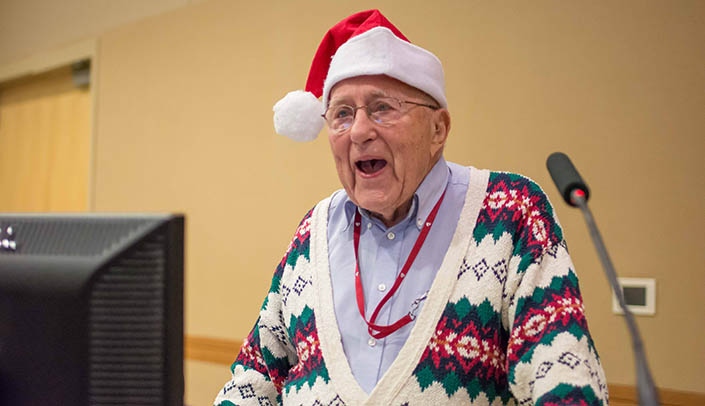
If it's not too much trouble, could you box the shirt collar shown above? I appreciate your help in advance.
[343,157,450,231]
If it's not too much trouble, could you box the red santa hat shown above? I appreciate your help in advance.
[273,9,447,142]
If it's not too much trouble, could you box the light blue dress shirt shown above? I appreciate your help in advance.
[327,157,470,393]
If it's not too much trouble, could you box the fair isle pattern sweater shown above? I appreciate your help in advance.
[215,168,608,405]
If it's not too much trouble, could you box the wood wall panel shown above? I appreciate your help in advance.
[0,65,90,212]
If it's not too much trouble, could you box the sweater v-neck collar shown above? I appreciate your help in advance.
[312,166,490,405]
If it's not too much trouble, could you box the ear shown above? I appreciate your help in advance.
[431,108,451,146]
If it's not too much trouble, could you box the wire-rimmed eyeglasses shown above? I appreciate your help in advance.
[322,96,439,133]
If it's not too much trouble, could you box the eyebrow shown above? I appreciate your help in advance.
[328,90,392,106]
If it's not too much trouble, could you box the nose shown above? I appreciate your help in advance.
[348,107,377,145]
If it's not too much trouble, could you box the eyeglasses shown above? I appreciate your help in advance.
[322,96,439,133]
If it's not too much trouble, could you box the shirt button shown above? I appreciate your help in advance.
[368,338,377,347]
[378,283,387,292]
[367,222,372,229]
[387,232,395,240]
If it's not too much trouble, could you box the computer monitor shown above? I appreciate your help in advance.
[0,213,184,405]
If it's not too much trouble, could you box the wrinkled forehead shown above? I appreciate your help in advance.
[328,75,437,105]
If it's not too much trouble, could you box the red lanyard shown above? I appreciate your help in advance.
[353,191,446,339]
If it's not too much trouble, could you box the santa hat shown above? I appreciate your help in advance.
[273,9,446,142]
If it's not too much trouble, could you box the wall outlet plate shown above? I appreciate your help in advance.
[612,277,656,316]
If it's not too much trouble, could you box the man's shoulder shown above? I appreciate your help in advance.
[487,170,545,191]
[445,162,547,195]
[474,169,564,249]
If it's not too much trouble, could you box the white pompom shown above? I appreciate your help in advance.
[273,90,325,142]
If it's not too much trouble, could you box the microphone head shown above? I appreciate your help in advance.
[546,152,590,207]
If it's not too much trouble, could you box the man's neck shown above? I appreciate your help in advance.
[369,198,414,228]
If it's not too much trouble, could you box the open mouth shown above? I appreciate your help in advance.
[356,159,387,175]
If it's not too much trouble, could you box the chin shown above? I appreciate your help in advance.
[351,184,403,211]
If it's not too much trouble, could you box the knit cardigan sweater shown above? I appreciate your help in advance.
[215,168,608,405]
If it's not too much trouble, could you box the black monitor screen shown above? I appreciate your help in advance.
[0,213,184,405]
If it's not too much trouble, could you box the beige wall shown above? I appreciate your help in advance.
[4,0,705,403]
[0,0,203,67]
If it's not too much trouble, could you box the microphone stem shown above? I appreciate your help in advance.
[571,191,660,406]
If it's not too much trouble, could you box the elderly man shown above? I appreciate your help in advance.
[215,9,607,405]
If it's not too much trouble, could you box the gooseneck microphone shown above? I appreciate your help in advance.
[546,152,590,207]
[546,152,659,406]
